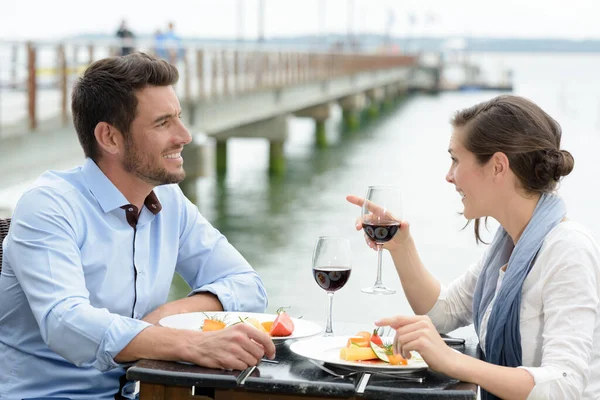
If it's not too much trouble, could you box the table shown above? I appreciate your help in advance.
[126,324,480,400]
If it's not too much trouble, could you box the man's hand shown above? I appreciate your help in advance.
[116,323,276,370]
[182,323,276,370]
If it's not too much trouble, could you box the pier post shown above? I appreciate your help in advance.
[293,103,331,148]
[315,121,327,148]
[339,93,366,131]
[216,140,228,175]
[269,140,285,175]
[180,138,213,203]
[365,88,385,119]
[211,116,288,175]
[383,84,397,111]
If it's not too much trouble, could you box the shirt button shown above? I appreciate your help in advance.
[128,208,134,212]
[151,204,157,209]
[563,372,567,377]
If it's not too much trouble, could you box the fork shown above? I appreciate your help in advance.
[308,360,424,382]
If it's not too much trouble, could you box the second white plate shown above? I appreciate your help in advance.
[159,311,322,342]
[289,335,428,372]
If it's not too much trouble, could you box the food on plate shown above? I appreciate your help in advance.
[269,307,295,337]
[339,329,408,366]
[201,313,227,332]
[199,309,296,337]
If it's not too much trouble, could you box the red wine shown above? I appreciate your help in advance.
[363,221,400,243]
[313,266,351,292]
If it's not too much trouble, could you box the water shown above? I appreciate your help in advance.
[3,52,600,329]
[167,53,600,329]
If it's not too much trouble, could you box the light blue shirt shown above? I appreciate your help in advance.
[0,158,267,399]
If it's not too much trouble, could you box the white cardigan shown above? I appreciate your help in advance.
[427,221,600,400]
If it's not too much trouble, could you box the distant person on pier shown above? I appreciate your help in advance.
[155,21,185,62]
[348,95,600,400]
[0,52,274,399]
[115,19,135,56]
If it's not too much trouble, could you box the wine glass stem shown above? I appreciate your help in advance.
[325,292,334,336]
[374,244,384,287]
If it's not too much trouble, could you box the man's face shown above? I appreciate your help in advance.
[122,85,192,186]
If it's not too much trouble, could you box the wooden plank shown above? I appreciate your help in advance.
[139,383,196,400]
[215,389,355,400]
[165,386,195,399]
[139,383,164,400]
[27,42,37,130]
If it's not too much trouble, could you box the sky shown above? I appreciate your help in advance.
[0,0,599,41]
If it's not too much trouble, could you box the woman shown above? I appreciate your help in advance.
[348,95,600,400]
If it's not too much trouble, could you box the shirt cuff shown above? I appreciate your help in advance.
[518,366,567,400]
[518,365,566,385]
[189,283,238,311]
[189,278,267,313]
[93,317,153,372]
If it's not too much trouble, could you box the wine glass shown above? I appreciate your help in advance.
[361,186,402,295]
[312,236,352,336]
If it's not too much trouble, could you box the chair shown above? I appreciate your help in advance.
[0,218,11,273]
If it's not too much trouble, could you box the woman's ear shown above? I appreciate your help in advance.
[491,152,509,178]
[94,122,122,156]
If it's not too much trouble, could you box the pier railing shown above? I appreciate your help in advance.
[0,40,417,135]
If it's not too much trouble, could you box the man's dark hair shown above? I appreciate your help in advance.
[71,52,179,160]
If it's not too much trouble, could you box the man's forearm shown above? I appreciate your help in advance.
[143,292,223,325]
[114,325,188,363]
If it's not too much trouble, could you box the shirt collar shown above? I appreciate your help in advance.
[81,158,162,215]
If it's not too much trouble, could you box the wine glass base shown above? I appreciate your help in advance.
[361,286,396,295]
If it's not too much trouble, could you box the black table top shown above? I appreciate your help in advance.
[127,323,480,400]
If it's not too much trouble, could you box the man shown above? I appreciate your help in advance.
[155,21,184,62]
[115,20,135,56]
[0,53,275,399]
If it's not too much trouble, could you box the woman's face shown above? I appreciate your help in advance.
[445,127,497,219]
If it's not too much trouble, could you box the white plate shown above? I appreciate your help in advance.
[289,336,428,372]
[159,311,322,342]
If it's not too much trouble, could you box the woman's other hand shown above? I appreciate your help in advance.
[375,315,459,376]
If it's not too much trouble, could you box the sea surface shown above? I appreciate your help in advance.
[2,52,600,329]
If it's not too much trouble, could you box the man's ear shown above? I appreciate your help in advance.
[94,122,122,155]
[491,152,509,178]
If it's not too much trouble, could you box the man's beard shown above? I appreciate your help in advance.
[122,137,185,186]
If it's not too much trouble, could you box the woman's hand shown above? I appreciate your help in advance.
[375,315,459,376]
[346,195,412,251]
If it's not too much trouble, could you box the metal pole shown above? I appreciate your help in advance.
[347,0,355,50]
[258,0,265,43]
[236,0,244,43]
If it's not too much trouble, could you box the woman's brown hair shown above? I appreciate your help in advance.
[451,95,574,243]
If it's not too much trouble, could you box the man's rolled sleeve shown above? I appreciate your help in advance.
[189,272,268,312]
[177,193,268,312]
[94,318,152,371]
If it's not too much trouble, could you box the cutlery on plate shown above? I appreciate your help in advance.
[443,337,466,346]
[308,359,424,382]
[260,358,279,364]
